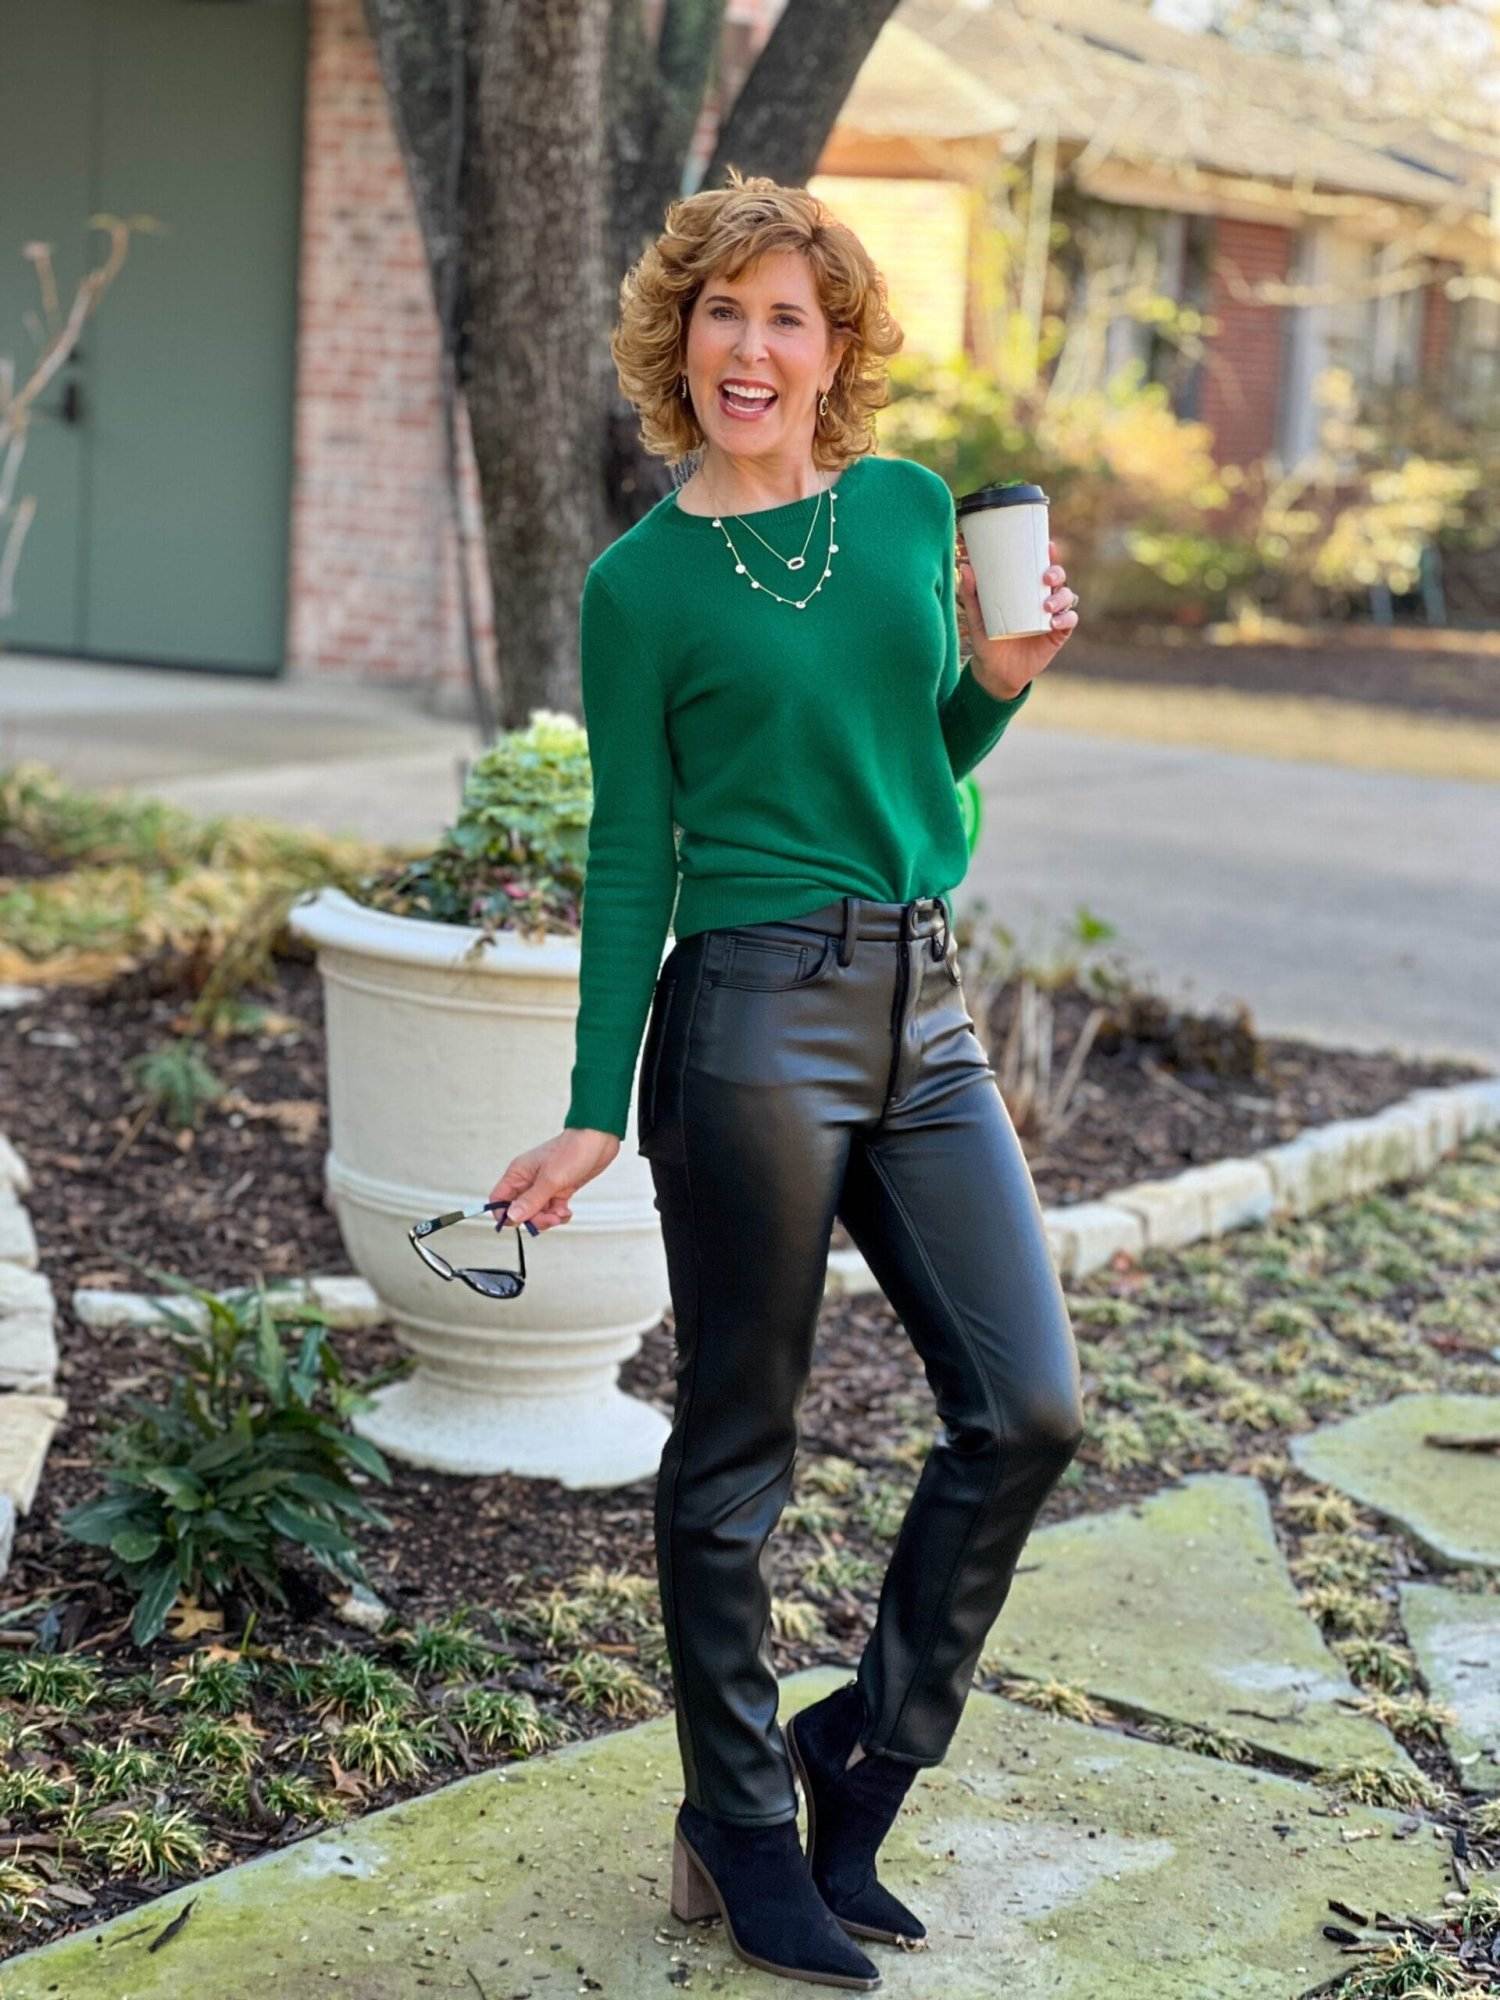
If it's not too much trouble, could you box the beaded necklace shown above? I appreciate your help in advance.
[700,465,843,611]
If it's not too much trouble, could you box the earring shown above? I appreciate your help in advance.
[680,373,688,399]
[818,390,829,418]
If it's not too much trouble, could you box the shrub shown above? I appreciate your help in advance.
[61,1277,393,1645]
[0,760,401,1011]
[877,352,1233,622]
[353,708,590,937]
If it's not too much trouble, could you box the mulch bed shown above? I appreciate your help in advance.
[0,838,73,883]
[1055,631,1500,723]
[0,942,1492,1954]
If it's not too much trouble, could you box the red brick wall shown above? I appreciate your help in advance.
[1419,271,1454,382]
[1200,217,1293,466]
[286,0,493,690]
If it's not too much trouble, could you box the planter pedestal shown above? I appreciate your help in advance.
[289,887,672,1489]
[352,1376,668,1486]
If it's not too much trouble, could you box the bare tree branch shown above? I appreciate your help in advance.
[704,0,904,190]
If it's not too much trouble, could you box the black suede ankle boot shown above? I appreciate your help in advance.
[786,1680,928,1945]
[671,1799,881,1989]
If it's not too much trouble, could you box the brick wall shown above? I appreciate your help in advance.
[286,0,493,691]
[1419,270,1454,382]
[1200,217,1293,466]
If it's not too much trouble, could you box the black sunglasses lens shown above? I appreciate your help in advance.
[466,1269,523,1298]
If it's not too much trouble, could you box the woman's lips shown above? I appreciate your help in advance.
[719,384,778,419]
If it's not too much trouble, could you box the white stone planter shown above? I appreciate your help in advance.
[287,887,671,1488]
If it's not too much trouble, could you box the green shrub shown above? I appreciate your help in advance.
[0,760,403,1010]
[353,709,590,936]
[877,351,1231,621]
[61,1277,393,1645]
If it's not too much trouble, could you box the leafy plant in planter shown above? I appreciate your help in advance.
[61,1276,394,1645]
[356,709,594,940]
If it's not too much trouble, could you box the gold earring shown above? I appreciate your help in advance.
[818,391,829,418]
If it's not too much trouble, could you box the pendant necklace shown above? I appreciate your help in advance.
[703,464,842,611]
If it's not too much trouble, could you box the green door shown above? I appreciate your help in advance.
[0,0,307,673]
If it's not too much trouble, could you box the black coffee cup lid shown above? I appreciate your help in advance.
[956,481,1048,516]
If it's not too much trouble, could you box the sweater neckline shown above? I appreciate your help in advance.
[664,455,867,527]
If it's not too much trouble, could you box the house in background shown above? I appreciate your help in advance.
[795,0,1499,466]
[1,0,1494,696]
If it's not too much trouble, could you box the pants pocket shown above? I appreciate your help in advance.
[636,969,677,1151]
[709,927,837,992]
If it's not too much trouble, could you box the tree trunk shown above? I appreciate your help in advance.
[363,0,906,736]
[701,0,902,192]
[462,0,616,731]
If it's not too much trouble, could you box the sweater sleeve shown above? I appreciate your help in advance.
[563,567,679,1140]
[936,480,1033,781]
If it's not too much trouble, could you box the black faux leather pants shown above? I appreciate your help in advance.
[636,893,1086,1826]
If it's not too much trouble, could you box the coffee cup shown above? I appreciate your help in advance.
[955,481,1051,641]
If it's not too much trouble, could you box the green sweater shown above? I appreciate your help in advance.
[564,451,1034,1139]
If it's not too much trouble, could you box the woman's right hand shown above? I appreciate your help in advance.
[489,1128,621,1232]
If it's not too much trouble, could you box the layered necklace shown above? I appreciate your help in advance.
[701,461,843,611]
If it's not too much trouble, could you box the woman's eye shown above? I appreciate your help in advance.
[710,306,799,326]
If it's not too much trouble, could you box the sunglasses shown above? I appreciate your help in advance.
[407,1198,539,1299]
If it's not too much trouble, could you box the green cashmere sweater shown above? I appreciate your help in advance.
[563,451,1034,1139]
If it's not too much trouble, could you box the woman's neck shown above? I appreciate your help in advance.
[676,454,841,518]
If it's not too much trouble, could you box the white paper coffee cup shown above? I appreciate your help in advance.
[956,481,1051,640]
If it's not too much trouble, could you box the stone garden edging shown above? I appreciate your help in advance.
[0,1131,67,1578]
[825,1072,1500,1294]
[3,1071,1497,1559]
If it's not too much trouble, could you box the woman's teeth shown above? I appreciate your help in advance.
[720,384,777,416]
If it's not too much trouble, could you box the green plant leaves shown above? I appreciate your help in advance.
[140,1468,207,1510]
[60,1275,390,1648]
[109,1527,164,1565]
[255,1291,290,1403]
[59,1493,146,1548]
[263,1500,351,1555]
[132,1559,184,1647]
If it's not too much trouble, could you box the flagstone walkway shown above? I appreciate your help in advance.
[1,1665,1462,2000]
[12,1400,1500,1996]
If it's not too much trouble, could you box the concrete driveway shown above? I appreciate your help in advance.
[0,653,478,850]
[969,725,1499,1071]
[4,653,1496,1069]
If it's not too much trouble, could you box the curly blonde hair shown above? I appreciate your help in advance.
[610,167,904,473]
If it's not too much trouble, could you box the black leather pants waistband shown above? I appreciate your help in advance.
[750,894,952,965]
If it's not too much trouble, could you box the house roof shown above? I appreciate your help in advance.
[838,0,1496,220]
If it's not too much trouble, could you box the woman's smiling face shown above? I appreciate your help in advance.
[684,248,849,463]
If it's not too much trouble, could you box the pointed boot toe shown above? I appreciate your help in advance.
[787,1681,928,1947]
[671,1801,881,1989]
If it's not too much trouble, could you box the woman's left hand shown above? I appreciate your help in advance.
[956,537,1079,700]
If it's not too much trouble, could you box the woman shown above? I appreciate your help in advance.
[491,170,1085,1991]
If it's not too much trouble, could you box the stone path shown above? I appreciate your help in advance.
[1401,1583,1500,1796]
[977,1471,1419,1776]
[1,1665,1460,2000]
[1288,1392,1500,1571]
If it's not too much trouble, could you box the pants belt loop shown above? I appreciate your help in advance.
[838,895,859,966]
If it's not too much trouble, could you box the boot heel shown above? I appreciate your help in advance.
[670,1831,719,1923]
